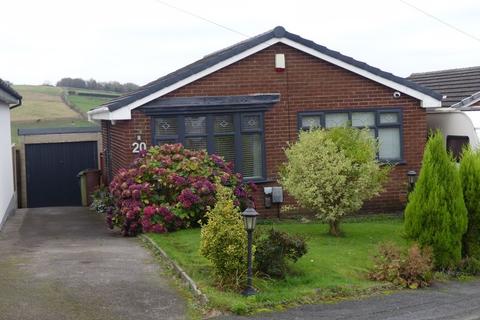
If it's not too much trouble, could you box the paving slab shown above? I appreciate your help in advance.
[218,279,480,320]
[0,207,186,320]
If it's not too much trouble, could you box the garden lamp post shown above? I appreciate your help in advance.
[241,206,259,296]
[407,170,417,194]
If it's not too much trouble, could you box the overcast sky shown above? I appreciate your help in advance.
[1,0,479,86]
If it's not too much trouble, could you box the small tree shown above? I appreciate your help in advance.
[459,147,480,259]
[404,131,467,270]
[200,183,248,289]
[280,127,389,236]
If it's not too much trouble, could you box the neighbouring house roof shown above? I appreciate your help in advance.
[0,78,22,108]
[408,66,480,108]
[88,26,442,121]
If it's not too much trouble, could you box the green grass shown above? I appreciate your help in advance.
[148,218,407,314]
[11,119,98,145]
[66,95,113,113]
[11,85,80,122]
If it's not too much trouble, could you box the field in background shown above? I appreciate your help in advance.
[65,93,115,114]
[11,85,80,122]
[9,85,117,144]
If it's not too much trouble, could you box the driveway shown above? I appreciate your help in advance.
[219,280,480,320]
[0,207,186,320]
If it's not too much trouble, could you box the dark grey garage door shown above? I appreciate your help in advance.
[26,141,98,208]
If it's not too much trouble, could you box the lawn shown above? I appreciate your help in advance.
[148,218,406,314]
[66,94,113,114]
[11,85,80,122]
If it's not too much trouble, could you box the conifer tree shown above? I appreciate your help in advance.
[459,147,480,259]
[404,131,467,270]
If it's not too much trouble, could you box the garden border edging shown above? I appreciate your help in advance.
[139,234,209,305]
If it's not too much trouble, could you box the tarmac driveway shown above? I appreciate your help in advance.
[0,207,186,320]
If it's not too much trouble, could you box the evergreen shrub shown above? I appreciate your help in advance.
[459,147,480,259]
[404,131,467,270]
[199,183,248,290]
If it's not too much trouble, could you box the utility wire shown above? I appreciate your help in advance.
[398,0,480,43]
[151,0,249,38]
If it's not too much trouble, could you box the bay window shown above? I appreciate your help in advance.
[153,112,265,180]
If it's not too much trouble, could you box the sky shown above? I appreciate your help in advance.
[1,0,479,86]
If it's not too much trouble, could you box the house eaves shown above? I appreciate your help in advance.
[88,26,442,121]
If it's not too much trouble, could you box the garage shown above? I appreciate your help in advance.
[18,127,101,208]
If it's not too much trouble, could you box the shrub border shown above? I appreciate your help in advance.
[139,234,209,305]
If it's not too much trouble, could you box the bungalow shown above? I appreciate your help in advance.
[88,26,442,215]
[0,79,22,229]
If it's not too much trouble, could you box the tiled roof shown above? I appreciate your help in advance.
[95,26,441,113]
[0,78,22,101]
[408,66,480,107]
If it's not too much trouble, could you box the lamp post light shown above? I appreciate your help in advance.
[407,170,417,194]
[241,206,259,296]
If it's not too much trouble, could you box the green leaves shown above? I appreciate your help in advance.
[405,130,468,270]
[279,127,389,235]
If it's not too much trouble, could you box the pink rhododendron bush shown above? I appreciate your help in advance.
[107,144,255,236]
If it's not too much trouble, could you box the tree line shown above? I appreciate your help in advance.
[56,78,139,93]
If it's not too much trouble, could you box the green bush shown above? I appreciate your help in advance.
[459,147,480,259]
[458,256,480,275]
[279,127,389,236]
[254,228,307,278]
[369,242,433,289]
[199,183,248,290]
[404,131,467,270]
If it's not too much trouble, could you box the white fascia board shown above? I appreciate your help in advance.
[91,36,441,121]
[280,38,441,108]
[90,38,281,121]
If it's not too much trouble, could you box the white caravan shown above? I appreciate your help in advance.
[427,108,480,157]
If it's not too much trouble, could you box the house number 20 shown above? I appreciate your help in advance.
[132,141,147,154]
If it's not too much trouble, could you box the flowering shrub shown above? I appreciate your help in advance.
[108,144,255,236]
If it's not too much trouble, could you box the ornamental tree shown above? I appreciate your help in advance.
[459,147,480,259]
[280,127,389,236]
[404,131,467,270]
[108,144,255,236]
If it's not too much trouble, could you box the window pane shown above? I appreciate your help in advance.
[185,116,206,135]
[352,112,375,127]
[447,136,469,161]
[242,114,261,131]
[378,128,401,160]
[242,134,263,178]
[214,115,234,133]
[380,112,399,124]
[214,135,235,164]
[325,113,348,128]
[155,118,177,136]
[301,115,321,129]
[184,137,207,151]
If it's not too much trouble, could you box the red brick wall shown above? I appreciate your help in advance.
[102,43,427,216]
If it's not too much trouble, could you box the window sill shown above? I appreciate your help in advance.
[244,178,277,184]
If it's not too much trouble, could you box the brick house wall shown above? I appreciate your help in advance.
[101,43,427,216]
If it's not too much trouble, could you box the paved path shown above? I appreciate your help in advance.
[0,207,186,320]
[219,280,480,320]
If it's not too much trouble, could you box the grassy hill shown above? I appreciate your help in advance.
[11,85,118,144]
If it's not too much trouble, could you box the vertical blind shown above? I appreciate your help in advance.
[153,112,264,180]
